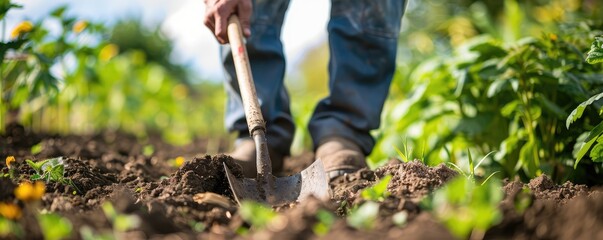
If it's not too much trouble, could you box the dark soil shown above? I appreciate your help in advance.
[2,123,603,239]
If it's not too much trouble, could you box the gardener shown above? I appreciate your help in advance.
[203,0,406,180]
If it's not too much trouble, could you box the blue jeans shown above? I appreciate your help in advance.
[221,0,406,156]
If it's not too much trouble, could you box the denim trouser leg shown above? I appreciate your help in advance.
[308,0,407,155]
[221,0,294,156]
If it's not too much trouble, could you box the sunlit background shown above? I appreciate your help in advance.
[5,0,330,80]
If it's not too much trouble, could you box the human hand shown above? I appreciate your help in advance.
[203,0,252,44]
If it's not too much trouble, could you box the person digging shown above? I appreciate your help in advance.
[204,0,406,181]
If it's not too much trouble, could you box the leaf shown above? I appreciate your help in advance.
[143,145,154,157]
[0,39,28,64]
[535,94,567,120]
[393,145,409,163]
[361,175,392,202]
[519,140,539,177]
[566,92,603,129]
[31,143,44,155]
[347,201,379,230]
[474,151,497,170]
[26,159,49,174]
[575,122,603,167]
[501,100,520,117]
[31,174,42,181]
[0,2,22,19]
[589,142,603,162]
[469,41,507,61]
[487,78,511,98]
[49,164,65,182]
[239,201,277,229]
[446,162,468,178]
[586,36,603,64]
[481,171,500,185]
[37,213,73,240]
[50,5,68,18]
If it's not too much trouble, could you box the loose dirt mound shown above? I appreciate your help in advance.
[1,125,602,239]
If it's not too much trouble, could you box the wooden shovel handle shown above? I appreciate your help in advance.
[227,15,266,135]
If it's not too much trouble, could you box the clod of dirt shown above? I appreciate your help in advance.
[527,175,588,203]
[152,154,243,198]
[487,177,603,239]
[376,161,457,201]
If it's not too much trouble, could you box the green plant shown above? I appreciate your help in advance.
[0,217,23,238]
[447,150,499,184]
[586,35,603,64]
[238,201,277,230]
[101,202,140,232]
[312,209,335,236]
[377,22,603,184]
[422,176,503,240]
[25,157,81,194]
[142,145,154,157]
[360,175,392,202]
[37,213,73,240]
[30,142,43,155]
[566,36,603,172]
[392,137,427,164]
[346,201,380,230]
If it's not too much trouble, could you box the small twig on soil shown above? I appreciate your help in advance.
[193,192,234,209]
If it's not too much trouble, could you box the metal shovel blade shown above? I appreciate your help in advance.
[224,159,330,205]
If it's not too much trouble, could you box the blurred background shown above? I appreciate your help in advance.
[2,0,603,183]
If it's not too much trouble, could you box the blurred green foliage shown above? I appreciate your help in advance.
[1,2,225,146]
[421,176,503,239]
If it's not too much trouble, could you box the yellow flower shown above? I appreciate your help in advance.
[73,20,88,34]
[10,21,34,39]
[5,156,15,169]
[99,44,119,62]
[14,181,45,202]
[549,33,558,41]
[174,156,185,167]
[0,203,22,220]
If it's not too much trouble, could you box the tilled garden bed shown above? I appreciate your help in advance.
[1,124,602,239]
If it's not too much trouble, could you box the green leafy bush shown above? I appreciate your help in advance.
[376,22,603,183]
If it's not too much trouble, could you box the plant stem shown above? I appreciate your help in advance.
[1,19,6,133]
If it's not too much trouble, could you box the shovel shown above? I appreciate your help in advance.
[223,15,330,205]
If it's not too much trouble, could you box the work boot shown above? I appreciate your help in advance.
[315,136,367,181]
[229,137,285,178]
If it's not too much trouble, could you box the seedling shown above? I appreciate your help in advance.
[393,137,427,164]
[25,157,81,194]
[38,213,73,240]
[102,202,140,232]
[360,175,392,202]
[0,216,24,238]
[447,150,499,185]
[393,137,412,163]
[30,143,43,155]
[142,145,154,157]
[238,201,277,230]
[422,176,503,239]
[346,201,379,230]
[312,209,335,236]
